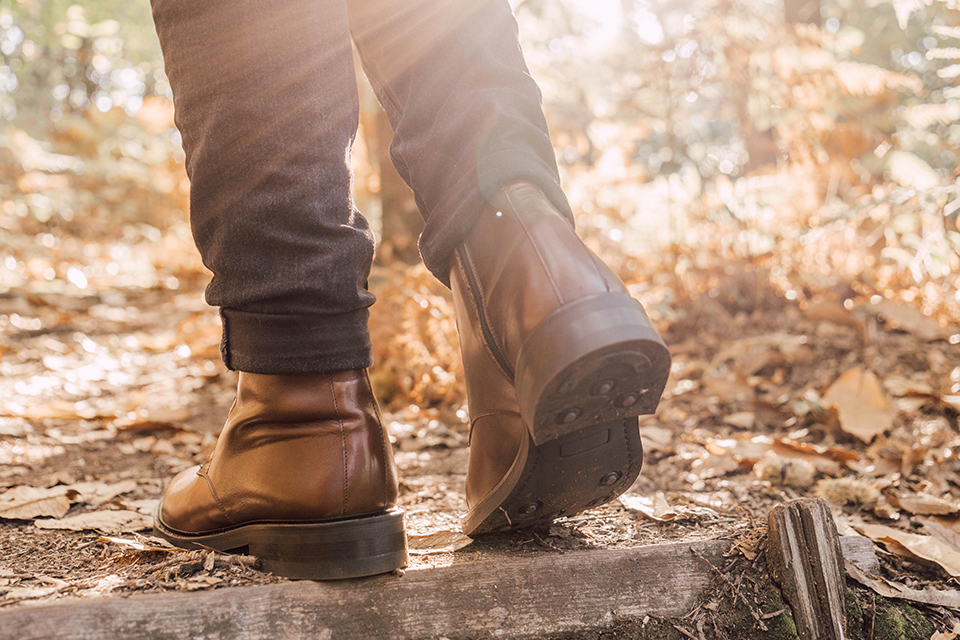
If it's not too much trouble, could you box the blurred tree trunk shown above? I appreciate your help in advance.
[374,111,423,265]
[726,39,779,173]
[355,48,423,266]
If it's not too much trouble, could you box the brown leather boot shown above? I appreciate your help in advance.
[153,369,407,579]
[451,181,671,535]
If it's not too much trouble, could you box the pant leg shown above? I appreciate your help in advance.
[151,0,374,374]
[348,0,573,286]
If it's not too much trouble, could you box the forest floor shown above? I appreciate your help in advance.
[1,229,960,636]
[1,111,960,635]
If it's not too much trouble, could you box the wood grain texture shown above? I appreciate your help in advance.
[766,498,847,640]
[839,535,880,575]
[2,539,731,640]
[2,533,876,640]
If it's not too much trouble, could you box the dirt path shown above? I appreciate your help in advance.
[1,231,959,636]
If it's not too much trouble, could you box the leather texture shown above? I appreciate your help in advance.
[451,181,637,508]
[158,369,399,534]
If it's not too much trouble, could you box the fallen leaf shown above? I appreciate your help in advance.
[774,437,860,464]
[0,495,72,520]
[729,526,767,560]
[33,575,69,588]
[846,457,900,477]
[845,558,960,608]
[44,471,76,486]
[690,453,742,479]
[925,515,960,535]
[870,499,901,521]
[184,575,222,591]
[823,368,894,443]
[81,574,125,596]
[98,535,175,552]
[620,493,675,521]
[921,519,960,553]
[1,585,61,603]
[704,435,773,461]
[865,299,952,341]
[35,509,152,534]
[709,333,815,377]
[618,492,719,522]
[110,498,159,516]
[804,300,865,331]
[700,370,753,401]
[69,480,138,507]
[0,486,81,520]
[888,492,959,517]
[883,375,936,397]
[407,530,473,555]
[858,523,960,576]
[704,435,849,475]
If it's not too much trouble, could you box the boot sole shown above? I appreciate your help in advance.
[515,293,671,446]
[463,417,644,535]
[153,505,407,580]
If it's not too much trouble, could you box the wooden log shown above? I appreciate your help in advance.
[766,498,847,640]
[839,535,880,575]
[1,534,875,640]
[1,539,731,640]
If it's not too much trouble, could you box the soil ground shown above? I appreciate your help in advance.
[2,258,959,637]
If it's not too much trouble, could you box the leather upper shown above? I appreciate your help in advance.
[158,369,398,533]
[451,181,632,507]
[463,182,629,372]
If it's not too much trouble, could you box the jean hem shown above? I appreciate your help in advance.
[220,308,373,374]
[418,148,572,286]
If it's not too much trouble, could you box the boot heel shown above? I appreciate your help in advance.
[244,509,407,580]
[515,294,671,446]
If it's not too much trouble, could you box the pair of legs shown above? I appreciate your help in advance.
[152,0,570,371]
[151,0,671,579]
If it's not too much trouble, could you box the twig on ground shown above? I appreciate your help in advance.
[532,531,564,553]
[691,547,767,631]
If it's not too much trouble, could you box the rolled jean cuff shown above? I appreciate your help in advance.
[418,149,573,288]
[219,308,373,374]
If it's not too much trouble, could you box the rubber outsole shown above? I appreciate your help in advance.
[463,292,670,536]
[515,293,671,446]
[463,417,644,535]
[153,505,408,580]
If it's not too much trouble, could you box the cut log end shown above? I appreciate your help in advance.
[766,497,847,640]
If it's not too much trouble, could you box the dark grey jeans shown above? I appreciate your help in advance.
[150,0,572,374]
